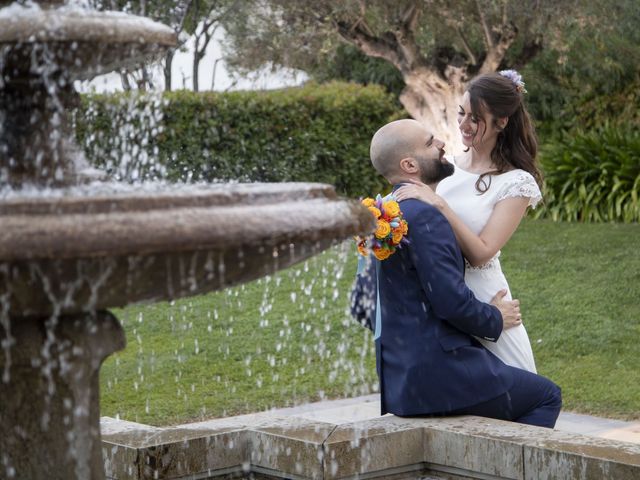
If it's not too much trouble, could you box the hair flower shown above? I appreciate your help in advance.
[499,69,527,93]
[355,193,409,261]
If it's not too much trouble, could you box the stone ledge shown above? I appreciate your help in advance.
[101,414,640,480]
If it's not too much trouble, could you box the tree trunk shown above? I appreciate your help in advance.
[139,66,152,91]
[120,70,132,91]
[400,69,467,153]
[193,52,200,92]
[164,49,175,91]
[211,58,221,90]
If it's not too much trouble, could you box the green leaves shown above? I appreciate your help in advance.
[536,126,640,223]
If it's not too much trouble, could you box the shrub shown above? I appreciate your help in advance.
[536,126,640,223]
[75,82,402,197]
[535,76,640,140]
[562,77,640,132]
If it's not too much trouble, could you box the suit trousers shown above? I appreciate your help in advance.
[449,366,562,428]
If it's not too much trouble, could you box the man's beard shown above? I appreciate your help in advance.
[419,156,454,184]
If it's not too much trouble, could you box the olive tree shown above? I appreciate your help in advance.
[221,0,589,147]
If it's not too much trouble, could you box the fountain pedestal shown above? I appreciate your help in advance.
[0,312,125,479]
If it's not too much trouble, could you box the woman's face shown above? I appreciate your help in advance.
[457,91,502,150]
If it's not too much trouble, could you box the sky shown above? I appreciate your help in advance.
[77,26,308,94]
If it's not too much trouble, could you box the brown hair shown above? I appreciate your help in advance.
[466,73,542,193]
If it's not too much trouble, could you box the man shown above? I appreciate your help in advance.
[353,119,561,428]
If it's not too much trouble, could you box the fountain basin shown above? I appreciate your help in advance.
[0,182,374,317]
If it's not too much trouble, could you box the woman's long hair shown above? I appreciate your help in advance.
[467,73,542,193]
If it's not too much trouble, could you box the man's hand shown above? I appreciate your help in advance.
[490,289,522,330]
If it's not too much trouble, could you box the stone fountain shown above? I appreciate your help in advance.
[0,1,373,478]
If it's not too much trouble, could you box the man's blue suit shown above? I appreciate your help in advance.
[352,194,561,427]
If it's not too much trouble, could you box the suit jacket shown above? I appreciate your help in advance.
[352,195,514,416]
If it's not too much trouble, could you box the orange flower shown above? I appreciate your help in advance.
[400,219,408,235]
[368,206,381,219]
[373,246,393,260]
[383,200,401,218]
[375,219,391,239]
[391,230,404,245]
[356,240,369,257]
[361,197,376,208]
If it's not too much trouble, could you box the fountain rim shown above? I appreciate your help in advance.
[0,182,374,262]
[0,182,341,215]
[0,4,177,46]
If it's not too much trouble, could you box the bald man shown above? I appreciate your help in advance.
[352,119,561,428]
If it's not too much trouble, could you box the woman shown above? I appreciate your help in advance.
[395,70,541,373]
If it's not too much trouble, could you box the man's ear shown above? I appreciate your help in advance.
[399,157,418,174]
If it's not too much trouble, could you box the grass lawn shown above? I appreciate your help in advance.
[100,219,640,426]
[501,219,640,419]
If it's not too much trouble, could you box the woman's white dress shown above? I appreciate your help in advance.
[436,157,541,373]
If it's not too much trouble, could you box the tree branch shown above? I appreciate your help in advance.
[350,10,375,38]
[456,27,477,65]
[476,0,517,73]
[478,21,517,73]
[394,1,425,71]
[400,0,420,33]
[358,0,366,18]
[475,0,495,49]
[335,19,404,70]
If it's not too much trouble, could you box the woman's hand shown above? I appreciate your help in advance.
[490,289,522,330]
[394,179,445,209]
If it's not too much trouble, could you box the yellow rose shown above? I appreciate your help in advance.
[383,200,401,218]
[375,219,391,239]
[400,219,408,235]
[361,197,376,208]
[368,206,381,219]
[373,246,393,260]
[391,230,404,245]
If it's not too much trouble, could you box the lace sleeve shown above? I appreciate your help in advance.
[496,171,542,208]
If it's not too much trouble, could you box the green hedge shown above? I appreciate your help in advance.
[536,126,640,223]
[75,82,402,197]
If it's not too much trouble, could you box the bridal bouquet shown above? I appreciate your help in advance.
[356,193,408,260]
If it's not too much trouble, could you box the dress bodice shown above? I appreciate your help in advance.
[436,157,542,271]
[436,156,542,236]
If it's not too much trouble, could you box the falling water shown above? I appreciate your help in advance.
[75,92,168,182]
[100,241,377,425]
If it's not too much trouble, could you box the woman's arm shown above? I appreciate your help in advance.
[395,181,530,267]
[443,196,529,266]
